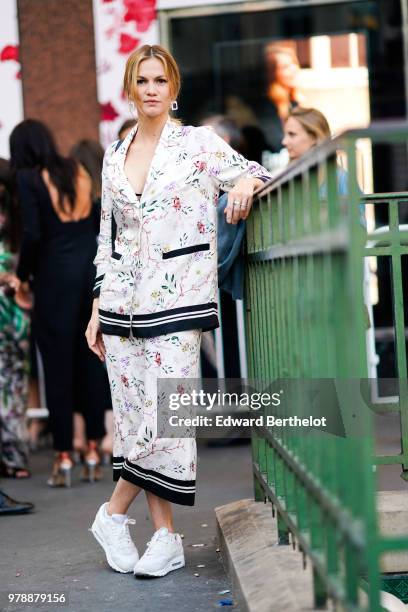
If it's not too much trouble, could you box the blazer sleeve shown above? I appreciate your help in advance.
[197,126,272,192]
[92,144,116,297]
[16,170,43,282]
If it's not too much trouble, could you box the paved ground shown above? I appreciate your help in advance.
[0,440,253,612]
[1,412,404,612]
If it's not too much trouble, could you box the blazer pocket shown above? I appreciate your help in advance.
[162,243,210,260]
[111,251,122,261]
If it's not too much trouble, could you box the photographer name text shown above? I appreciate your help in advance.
[168,415,327,428]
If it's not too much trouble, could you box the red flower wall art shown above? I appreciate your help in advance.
[1,45,21,79]
[100,101,119,121]
[1,45,19,62]
[124,0,156,34]
[95,0,158,148]
[118,33,139,54]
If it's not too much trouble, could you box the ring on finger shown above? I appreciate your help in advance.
[240,202,248,209]
[233,199,241,206]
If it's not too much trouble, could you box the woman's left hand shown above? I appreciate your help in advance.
[225,177,264,224]
[14,282,33,310]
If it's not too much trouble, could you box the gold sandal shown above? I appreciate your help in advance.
[47,452,74,487]
[81,441,102,483]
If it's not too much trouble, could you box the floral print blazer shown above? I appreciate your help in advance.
[93,119,271,338]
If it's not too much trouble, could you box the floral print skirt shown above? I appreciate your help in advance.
[0,291,30,472]
[104,330,201,506]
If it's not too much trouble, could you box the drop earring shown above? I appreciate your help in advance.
[128,100,135,115]
[171,100,178,111]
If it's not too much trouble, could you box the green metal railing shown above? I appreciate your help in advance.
[363,192,408,475]
[245,124,408,610]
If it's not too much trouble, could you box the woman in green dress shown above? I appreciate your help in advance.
[0,158,30,478]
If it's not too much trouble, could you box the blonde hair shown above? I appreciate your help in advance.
[288,107,331,143]
[123,44,181,103]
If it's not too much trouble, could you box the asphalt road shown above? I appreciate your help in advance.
[0,440,253,612]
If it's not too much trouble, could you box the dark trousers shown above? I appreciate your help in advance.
[34,277,110,451]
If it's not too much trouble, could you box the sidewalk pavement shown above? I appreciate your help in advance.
[0,440,253,612]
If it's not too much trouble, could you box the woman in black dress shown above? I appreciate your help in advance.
[10,119,110,487]
[70,138,114,463]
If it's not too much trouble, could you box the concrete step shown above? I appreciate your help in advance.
[378,490,408,573]
[215,498,324,612]
[216,496,408,611]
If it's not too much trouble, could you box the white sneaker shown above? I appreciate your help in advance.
[90,502,139,573]
[133,527,185,577]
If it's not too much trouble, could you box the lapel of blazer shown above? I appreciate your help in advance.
[107,119,178,205]
[141,119,177,203]
[108,125,139,205]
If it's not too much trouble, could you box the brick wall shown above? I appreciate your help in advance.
[17,0,99,154]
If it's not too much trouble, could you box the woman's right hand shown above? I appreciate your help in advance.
[85,299,105,362]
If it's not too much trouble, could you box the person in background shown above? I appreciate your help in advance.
[0,362,33,513]
[282,106,331,162]
[255,43,303,153]
[26,336,49,452]
[70,140,104,204]
[0,487,34,515]
[240,125,270,165]
[201,115,243,151]
[198,116,245,379]
[70,139,114,463]
[0,265,34,512]
[282,107,366,226]
[0,163,48,455]
[282,107,348,190]
[10,120,110,487]
[199,116,259,446]
[118,119,137,142]
[0,159,31,478]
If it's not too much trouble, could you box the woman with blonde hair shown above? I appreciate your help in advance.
[282,106,331,161]
[87,44,271,579]
[282,107,365,224]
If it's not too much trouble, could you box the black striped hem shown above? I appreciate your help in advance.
[99,302,219,338]
[113,457,196,506]
[93,274,105,298]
